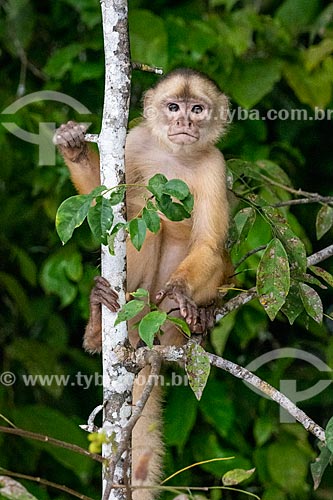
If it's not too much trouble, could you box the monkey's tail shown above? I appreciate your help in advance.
[132,365,163,500]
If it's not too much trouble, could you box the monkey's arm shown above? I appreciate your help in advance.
[53,121,100,194]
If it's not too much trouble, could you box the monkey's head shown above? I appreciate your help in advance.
[143,68,229,149]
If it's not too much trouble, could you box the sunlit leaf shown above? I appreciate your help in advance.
[56,194,91,244]
[222,467,255,486]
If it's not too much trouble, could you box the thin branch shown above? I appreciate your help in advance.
[234,245,267,269]
[307,244,333,266]
[273,197,333,208]
[260,173,333,204]
[145,345,326,443]
[0,468,94,500]
[208,353,325,442]
[131,62,163,74]
[0,426,104,463]
[102,351,162,500]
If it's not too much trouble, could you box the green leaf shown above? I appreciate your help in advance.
[199,379,235,438]
[282,280,304,325]
[164,385,198,448]
[163,179,190,200]
[276,0,320,36]
[56,194,91,244]
[131,288,149,298]
[310,266,333,288]
[227,58,282,108]
[115,299,146,325]
[262,207,307,274]
[267,441,309,490]
[299,283,323,323]
[0,272,33,325]
[316,204,333,240]
[254,416,275,447]
[181,193,194,214]
[108,222,126,255]
[168,316,191,336]
[311,445,332,490]
[147,173,168,199]
[142,207,161,234]
[109,186,126,205]
[138,311,167,348]
[257,238,290,320]
[87,196,114,245]
[129,218,147,251]
[234,207,256,243]
[222,468,255,486]
[185,342,211,400]
[157,195,190,221]
[0,476,38,500]
[44,43,83,79]
[325,416,333,454]
[6,339,64,398]
[40,248,83,307]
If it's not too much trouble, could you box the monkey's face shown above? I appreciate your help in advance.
[143,71,229,149]
[164,99,210,145]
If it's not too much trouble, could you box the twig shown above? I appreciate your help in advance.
[80,404,104,433]
[307,244,333,266]
[273,197,333,208]
[131,62,163,74]
[234,245,267,269]
[260,173,333,204]
[0,468,94,500]
[102,352,162,500]
[0,426,104,463]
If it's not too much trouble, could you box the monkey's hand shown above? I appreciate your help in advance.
[53,121,88,162]
[83,277,120,353]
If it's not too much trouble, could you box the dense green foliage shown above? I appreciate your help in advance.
[1,0,333,499]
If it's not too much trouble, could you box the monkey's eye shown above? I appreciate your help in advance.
[191,105,204,114]
[168,103,179,112]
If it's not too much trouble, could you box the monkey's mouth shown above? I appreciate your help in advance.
[168,132,199,144]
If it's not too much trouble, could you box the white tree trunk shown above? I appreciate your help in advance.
[98,1,133,499]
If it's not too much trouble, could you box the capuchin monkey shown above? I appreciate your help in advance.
[54,68,232,500]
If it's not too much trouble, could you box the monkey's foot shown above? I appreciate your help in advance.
[53,120,88,161]
[83,277,120,353]
[156,284,197,326]
[191,304,216,334]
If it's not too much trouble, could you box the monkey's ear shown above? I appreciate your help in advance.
[143,89,154,117]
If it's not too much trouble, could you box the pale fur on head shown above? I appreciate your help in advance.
[143,68,229,149]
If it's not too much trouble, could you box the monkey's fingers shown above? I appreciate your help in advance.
[155,289,167,304]
[53,121,87,148]
[91,276,120,311]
